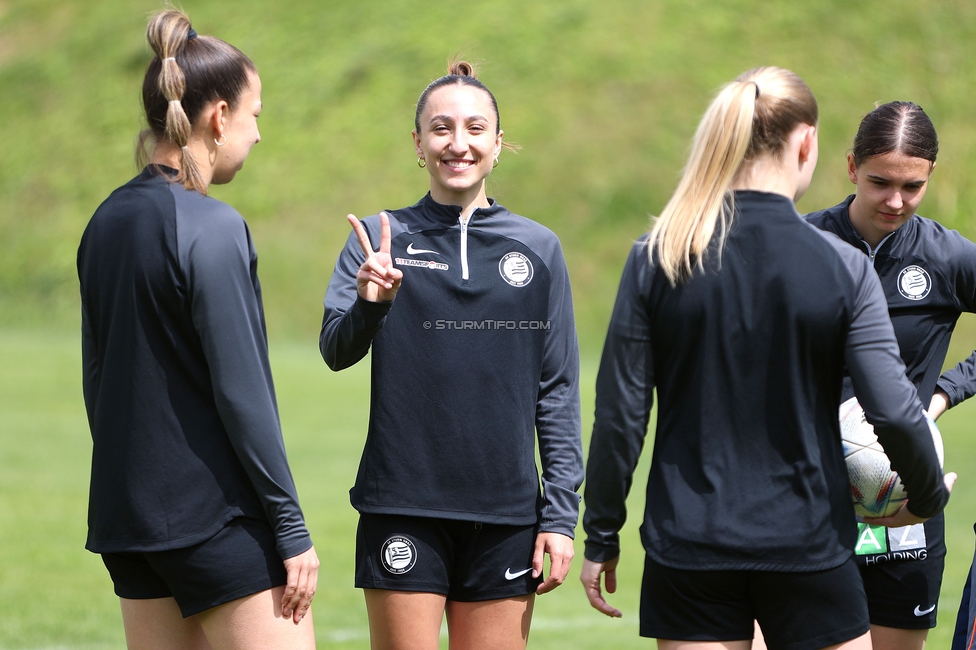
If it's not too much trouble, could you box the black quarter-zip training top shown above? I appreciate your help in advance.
[77,166,312,559]
[320,193,583,537]
[583,191,949,571]
[806,195,976,407]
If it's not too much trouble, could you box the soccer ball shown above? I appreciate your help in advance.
[839,396,944,518]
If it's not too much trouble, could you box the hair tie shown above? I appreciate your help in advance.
[187,28,197,40]
[163,57,176,64]
[169,100,182,108]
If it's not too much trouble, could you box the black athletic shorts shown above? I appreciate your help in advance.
[355,513,542,601]
[101,516,287,617]
[639,555,869,650]
[854,513,945,629]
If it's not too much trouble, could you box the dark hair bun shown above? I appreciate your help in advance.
[448,60,476,78]
[414,58,499,135]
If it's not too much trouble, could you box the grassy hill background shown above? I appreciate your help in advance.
[4,1,976,648]
[4,0,976,348]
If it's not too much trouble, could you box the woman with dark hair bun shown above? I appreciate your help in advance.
[77,9,317,648]
[805,101,976,650]
[320,59,583,649]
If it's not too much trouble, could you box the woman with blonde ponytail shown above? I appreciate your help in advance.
[320,59,582,650]
[580,67,952,649]
[78,9,317,649]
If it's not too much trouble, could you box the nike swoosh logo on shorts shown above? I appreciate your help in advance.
[914,604,936,616]
[505,568,532,580]
[407,243,439,255]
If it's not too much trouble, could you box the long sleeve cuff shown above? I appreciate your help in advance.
[583,537,620,563]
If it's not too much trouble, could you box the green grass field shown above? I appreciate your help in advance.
[4,0,976,343]
[0,329,638,649]
[5,0,976,647]
[2,327,975,649]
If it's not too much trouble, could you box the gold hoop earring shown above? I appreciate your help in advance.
[418,157,426,168]
[492,158,499,168]
[215,134,226,146]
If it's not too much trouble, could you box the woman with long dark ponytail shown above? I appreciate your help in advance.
[78,10,317,648]
[580,69,952,649]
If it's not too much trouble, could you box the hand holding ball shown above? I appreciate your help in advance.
[839,397,944,518]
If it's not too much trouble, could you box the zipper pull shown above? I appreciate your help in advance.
[459,215,470,281]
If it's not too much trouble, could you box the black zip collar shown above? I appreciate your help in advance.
[399,192,503,227]
[141,164,180,180]
[829,194,920,259]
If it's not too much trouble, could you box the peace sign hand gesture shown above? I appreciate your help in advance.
[347,212,403,303]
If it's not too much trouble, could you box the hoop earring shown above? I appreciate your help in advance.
[492,157,499,168]
[215,134,226,146]
[417,157,426,168]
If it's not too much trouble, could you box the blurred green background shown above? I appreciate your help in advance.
[2,0,976,648]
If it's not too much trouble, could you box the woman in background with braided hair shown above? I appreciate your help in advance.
[77,9,317,648]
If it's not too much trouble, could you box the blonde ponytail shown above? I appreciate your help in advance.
[648,67,818,284]
[648,80,757,284]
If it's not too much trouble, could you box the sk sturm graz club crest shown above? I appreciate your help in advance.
[897,265,931,301]
[380,536,417,574]
[499,252,534,287]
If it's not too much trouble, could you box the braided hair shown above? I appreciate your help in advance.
[137,10,256,194]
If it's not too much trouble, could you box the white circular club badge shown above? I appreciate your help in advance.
[380,536,417,574]
[499,252,534,287]
[897,265,931,301]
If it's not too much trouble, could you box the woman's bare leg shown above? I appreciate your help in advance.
[119,597,211,650]
[868,625,927,650]
[657,630,872,650]
[364,589,447,650]
[658,640,751,650]
[197,585,315,649]
[445,595,534,650]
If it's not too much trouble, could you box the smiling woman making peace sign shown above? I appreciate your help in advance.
[345,212,402,302]
[319,60,583,650]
